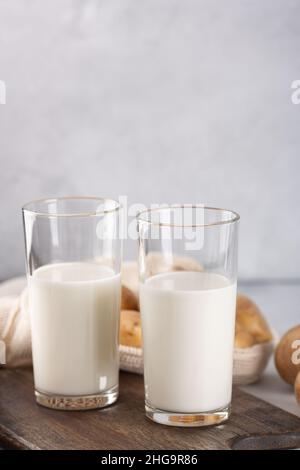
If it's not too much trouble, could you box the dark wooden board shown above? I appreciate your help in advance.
[0,368,300,450]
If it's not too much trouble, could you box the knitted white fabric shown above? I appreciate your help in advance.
[0,288,31,367]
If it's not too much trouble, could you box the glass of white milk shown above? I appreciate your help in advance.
[137,205,239,426]
[22,197,122,410]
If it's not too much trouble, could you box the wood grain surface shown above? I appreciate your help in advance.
[0,369,300,450]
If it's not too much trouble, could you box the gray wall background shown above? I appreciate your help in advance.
[0,0,299,280]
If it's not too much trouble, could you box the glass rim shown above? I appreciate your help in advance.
[22,196,122,218]
[137,205,240,228]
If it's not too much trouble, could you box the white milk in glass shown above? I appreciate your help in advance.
[29,262,120,396]
[140,271,237,413]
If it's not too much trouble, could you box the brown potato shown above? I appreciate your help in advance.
[120,310,142,348]
[275,325,300,385]
[236,294,272,344]
[295,372,300,406]
[121,285,139,311]
[121,262,139,295]
[235,329,256,348]
[147,252,203,276]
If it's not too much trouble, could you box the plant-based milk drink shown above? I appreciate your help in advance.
[29,262,120,396]
[140,271,237,413]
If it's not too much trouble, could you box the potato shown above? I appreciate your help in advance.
[121,262,139,295]
[146,251,203,276]
[121,285,139,311]
[295,372,300,406]
[120,310,142,348]
[235,329,256,348]
[122,256,202,296]
[275,325,300,385]
[236,294,272,344]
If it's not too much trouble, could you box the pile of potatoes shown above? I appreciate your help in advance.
[120,286,141,348]
[234,294,272,348]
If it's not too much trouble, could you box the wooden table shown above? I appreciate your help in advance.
[0,368,300,450]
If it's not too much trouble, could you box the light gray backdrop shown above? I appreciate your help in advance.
[0,0,299,280]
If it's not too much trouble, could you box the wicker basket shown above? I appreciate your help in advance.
[233,337,276,385]
[120,345,144,374]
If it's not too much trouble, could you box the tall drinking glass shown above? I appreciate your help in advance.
[22,197,122,410]
[137,205,239,426]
